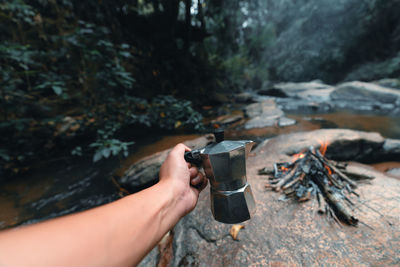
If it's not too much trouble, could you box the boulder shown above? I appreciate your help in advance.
[297,87,334,102]
[372,78,400,89]
[244,99,280,118]
[331,81,400,103]
[278,117,296,127]
[234,92,255,103]
[210,114,243,127]
[117,135,213,192]
[277,99,333,113]
[272,81,333,98]
[257,88,288,98]
[244,116,279,129]
[243,100,289,129]
[139,129,400,266]
[263,81,335,113]
[256,80,400,114]
[383,139,400,155]
[330,81,400,112]
[387,168,400,178]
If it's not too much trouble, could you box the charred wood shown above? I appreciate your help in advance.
[259,146,376,226]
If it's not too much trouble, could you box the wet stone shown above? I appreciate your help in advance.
[372,78,400,89]
[331,81,400,105]
[387,168,400,178]
[234,92,255,103]
[210,114,243,127]
[243,100,286,129]
[278,117,296,127]
[272,81,334,97]
[257,88,288,98]
[382,139,400,155]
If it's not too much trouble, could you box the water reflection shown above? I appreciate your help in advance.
[1,110,400,229]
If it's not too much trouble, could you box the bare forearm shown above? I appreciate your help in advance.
[0,180,184,267]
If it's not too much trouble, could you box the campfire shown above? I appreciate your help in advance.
[259,142,374,226]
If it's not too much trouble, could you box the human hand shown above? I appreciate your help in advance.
[159,143,207,216]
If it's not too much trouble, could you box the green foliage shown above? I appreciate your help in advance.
[90,123,134,162]
[0,0,275,171]
[204,1,275,90]
[0,149,10,162]
[346,51,400,81]
[0,0,141,167]
[147,95,204,131]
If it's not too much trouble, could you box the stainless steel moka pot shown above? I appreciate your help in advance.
[184,129,256,224]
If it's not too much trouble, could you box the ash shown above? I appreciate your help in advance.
[259,146,374,226]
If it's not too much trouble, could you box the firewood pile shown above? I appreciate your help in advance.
[258,143,374,226]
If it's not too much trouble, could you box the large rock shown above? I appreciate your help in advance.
[117,135,213,192]
[382,139,400,159]
[272,81,334,97]
[262,81,334,113]
[330,81,400,112]
[243,100,295,129]
[277,99,334,113]
[233,92,256,104]
[256,80,400,114]
[331,81,400,104]
[372,78,400,89]
[140,129,400,266]
[261,129,386,163]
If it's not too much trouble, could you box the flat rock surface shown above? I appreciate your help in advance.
[273,81,334,96]
[331,81,400,104]
[141,129,400,266]
[244,100,287,129]
[255,80,400,115]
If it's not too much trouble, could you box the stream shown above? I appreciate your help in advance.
[1,109,400,230]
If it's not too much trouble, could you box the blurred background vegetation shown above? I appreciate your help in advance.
[0,0,273,173]
[1,0,399,175]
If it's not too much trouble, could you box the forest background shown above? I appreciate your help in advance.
[1,0,399,176]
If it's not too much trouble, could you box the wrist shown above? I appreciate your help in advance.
[157,178,188,219]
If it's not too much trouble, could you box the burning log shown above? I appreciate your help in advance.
[259,143,374,226]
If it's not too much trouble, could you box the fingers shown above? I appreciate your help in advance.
[188,166,198,178]
[190,172,208,191]
[171,143,191,156]
[190,173,202,185]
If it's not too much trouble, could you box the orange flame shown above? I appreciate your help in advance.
[292,151,306,161]
[325,165,332,175]
[318,140,329,156]
[280,166,289,172]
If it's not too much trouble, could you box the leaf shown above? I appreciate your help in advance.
[0,150,10,161]
[52,85,63,95]
[119,51,131,58]
[93,150,103,162]
[102,148,111,158]
[229,224,245,240]
[174,120,182,128]
[121,43,130,49]
[111,146,120,156]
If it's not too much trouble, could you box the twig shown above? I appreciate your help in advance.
[314,150,357,188]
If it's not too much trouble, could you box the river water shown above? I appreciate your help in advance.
[1,109,400,229]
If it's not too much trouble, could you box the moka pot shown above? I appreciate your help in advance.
[184,130,256,224]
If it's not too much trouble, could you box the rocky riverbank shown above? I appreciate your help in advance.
[138,129,400,266]
[206,79,400,132]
